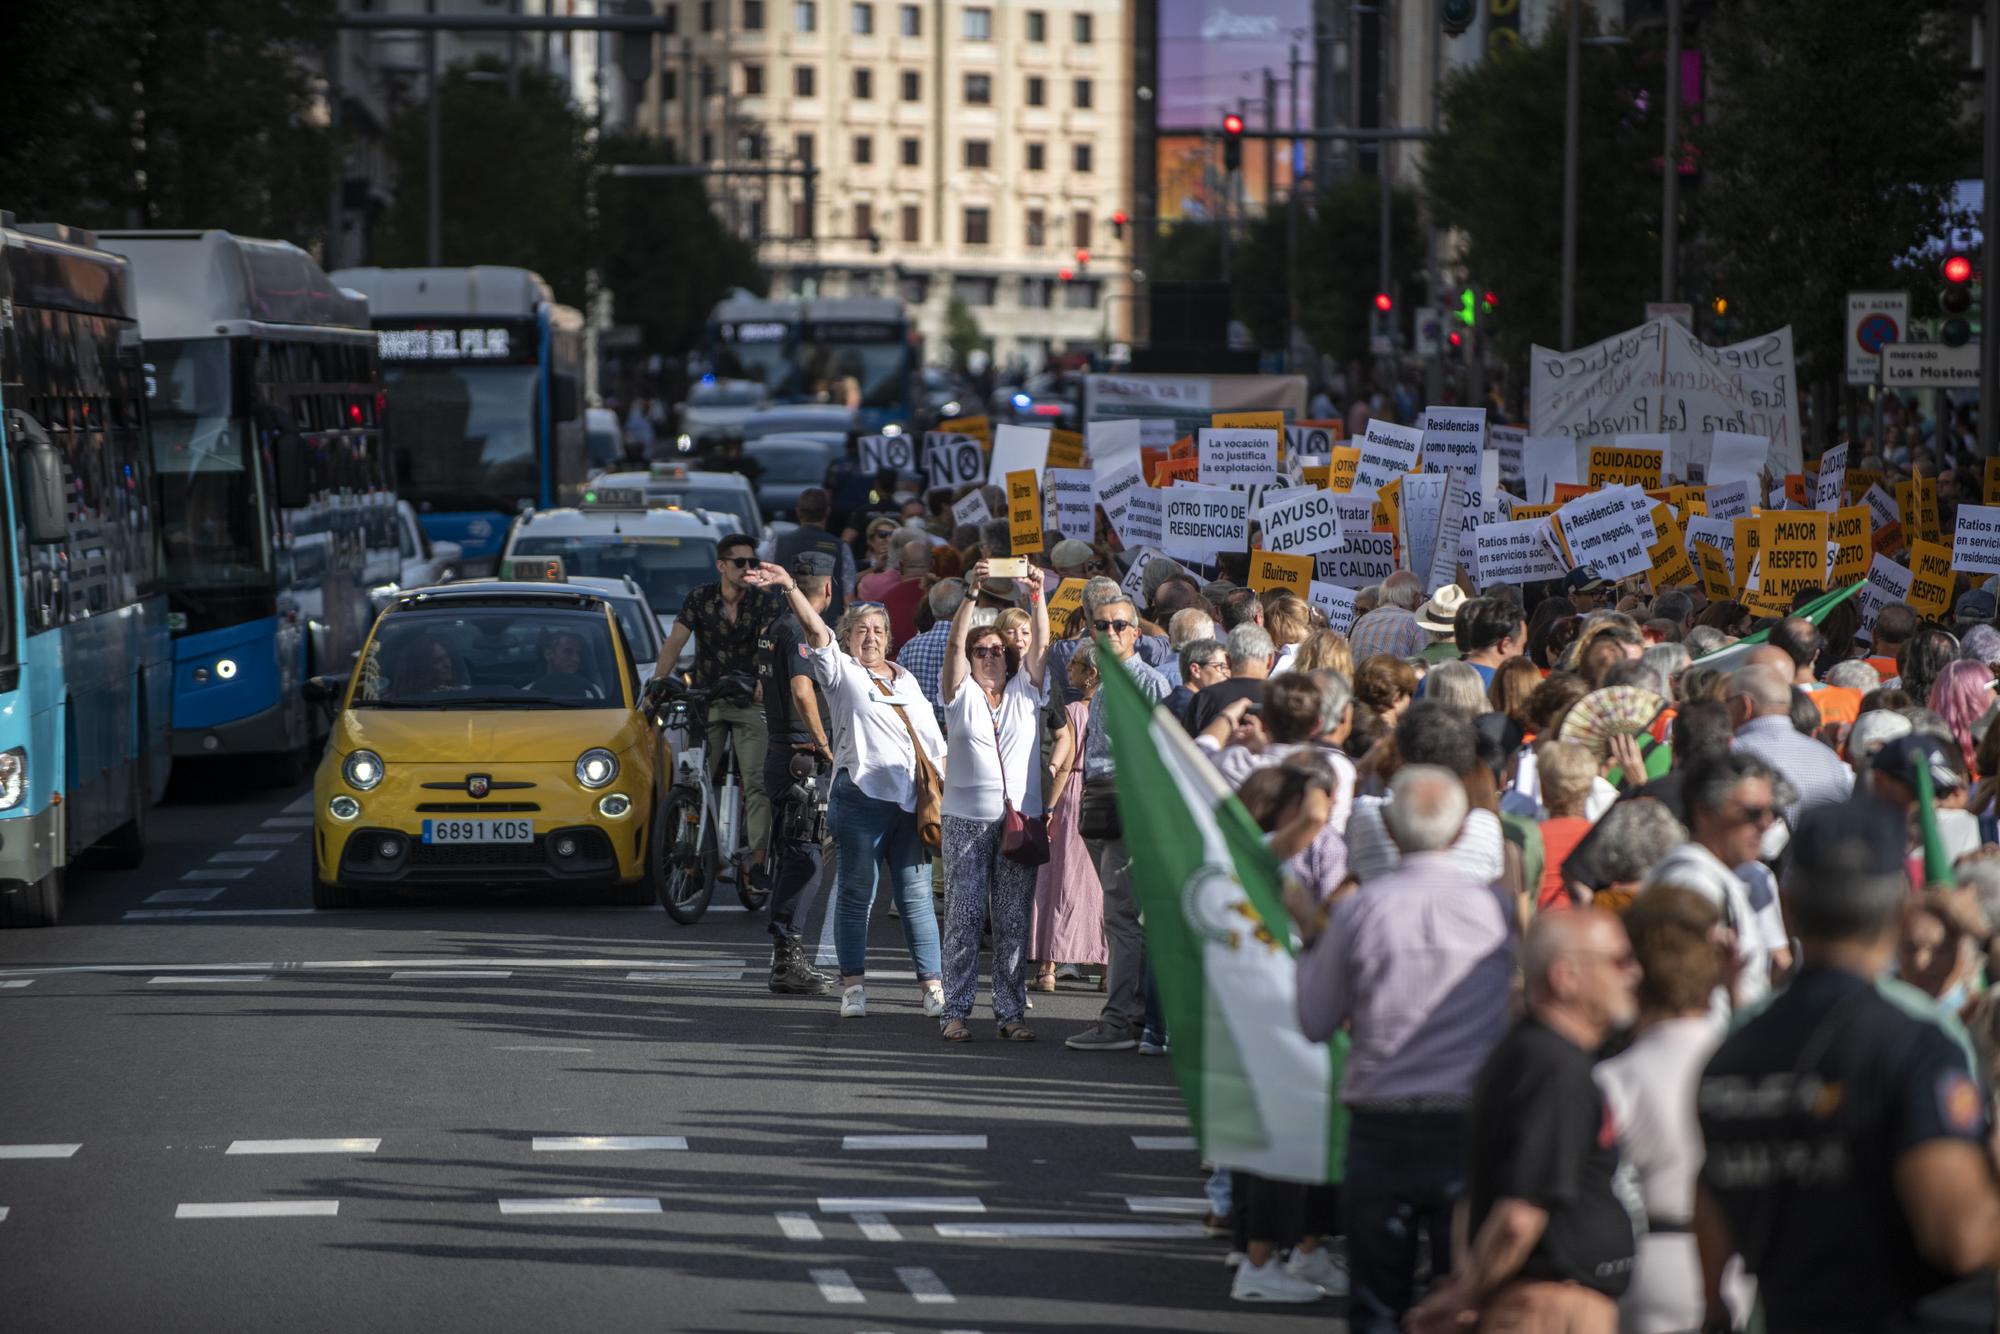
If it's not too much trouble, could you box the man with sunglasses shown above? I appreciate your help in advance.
[656,532,788,882]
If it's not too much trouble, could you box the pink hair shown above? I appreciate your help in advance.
[1928,659,1994,774]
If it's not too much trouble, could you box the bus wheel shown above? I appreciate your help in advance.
[0,868,63,928]
[96,763,148,870]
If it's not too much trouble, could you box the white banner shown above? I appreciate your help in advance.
[1095,461,1147,542]
[1523,434,1583,504]
[1557,486,1652,582]
[1086,417,1143,475]
[1045,467,1097,542]
[1470,517,1569,586]
[1122,484,1165,547]
[1198,428,1281,488]
[1705,478,1756,522]
[1259,488,1349,558]
[925,432,985,489]
[1419,406,1487,475]
[860,432,918,475]
[988,424,1051,484]
[1162,484,1249,561]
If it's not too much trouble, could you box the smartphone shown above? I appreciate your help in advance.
[987,557,1031,578]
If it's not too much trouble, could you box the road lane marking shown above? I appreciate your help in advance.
[1131,1135,1198,1151]
[0,1145,80,1159]
[853,1212,902,1242]
[185,869,253,880]
[843,1134,986,1151]
[936,1221,1208,1239]
[1124,1197,1209,1215]
[210,851,278,863]
[0,956,749,979]
[390,970,511,980]
[148,975,270,984]
[624,971,746,982]
[896,1267,955,1304]
[0,980,33,989]
[818,1196,985,1214]
[125,910,314,921]
[497,1197,662,1215]
[495,1046,592,1053]
[808,1268,864,1304]
[227,1139,380,1155]
[775,1212,824,1241]
[531,1136,687,1152]
[282,794,313,813]
[176,1201,340,1219]
[144,889,227,904]
[235,833,299,845]
[0,1207,8,1221]
[262,817,315,828]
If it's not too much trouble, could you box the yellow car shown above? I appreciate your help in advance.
[306,576,663,908]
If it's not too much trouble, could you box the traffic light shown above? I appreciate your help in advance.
[1075,248,1090,269]
[1222,113,1245,171]
[1456,287,1476,327]
[1058,267,1074,282]
[1447,330,1464,349]
[1441,0,1475,37]
[1941,251,1975,348]
[1481,290,1497,316]
[1374,291,1393,314]
[1110,210,1127,241]
[1710,295,1730,340]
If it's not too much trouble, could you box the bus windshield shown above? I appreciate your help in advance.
[709,336,796,393]
[507,535,717,619]
[795,338,908,409]
[147,340,271,587]
[384,363,540,512]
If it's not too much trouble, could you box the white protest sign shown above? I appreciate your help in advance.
[1557,486,1652,582]
[1523,434,1584,504]
[1398,473,1451,587]
[1865,483,1899,533]
[1259,488,1349,558]
[1814,442,1848,513]
[988,424,1051,484]
[1306,581,1359,636]
[1198,428,1281,488]
[1471,518,1570,587]
[1954,504,2000,574]
[1707,431,1770,487]
[1122,484,1165,547]
[1427,476,1472,592]
[1120,547,1173,607]
[1094,461,1147,541]
[1162,484,1250,562]
[1491,424,1526,483]
[1683,516,1736,569]
[1705,478,1756,522]
[1420,406,1487,474]
[1045,468,1097,542]
[952,489,993,528]
[1316,498,1394,587]
[1138,417,1180,449]
[1086,418,1142,475]
[1354,418,1424,494]
[925,432,986,488]
[1860,554,1914,639]
[859,432,918,475]
[1287,422,1341,458]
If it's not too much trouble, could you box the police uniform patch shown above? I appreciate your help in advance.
[1938,1071,1982,1135]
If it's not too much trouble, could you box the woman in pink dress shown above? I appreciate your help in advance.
[1031,644,1108,988]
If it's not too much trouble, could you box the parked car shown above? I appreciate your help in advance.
[675,378,767,452]
[745,435,843,521]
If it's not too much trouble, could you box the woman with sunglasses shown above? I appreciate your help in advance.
[751,563,948,1020]
[935,558,1051,1041]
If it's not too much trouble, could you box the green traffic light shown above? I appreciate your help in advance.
[1457,287,1476,326]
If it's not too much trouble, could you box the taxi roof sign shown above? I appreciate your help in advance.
[581,486,647,509]
[649,462,690,481]
[501,556,567,582]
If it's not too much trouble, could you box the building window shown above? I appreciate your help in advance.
[1073,78,1092,109]
[1073,12,1093,43]
[954,275,997,306]
[1065,278,1101,309]
[963,207,990,245]
[898,273,929,303]
[1026,76,1044,107]
[794,0,816,30]
[963,7,991,40]
[964,73,990,105]
[900,136,920,166]
[701,132,714,161]
[665,4,679,36]
[744,64,765,95]
[794,64,816,96]
[900,70,921,101]
[1073,210,1091,248]
[853,134,873,164]
[854,201,873,240]
[794,132,814,162]
[747,200,765,238]
[1026,9,1045,41]
[744,0,764,29]
[743,130,767,160]
[853,1,873,35]
[792,198,814,238]
[700,0,714,31]
[899,3,920,36]
[853,68,873,98]
[1019,277,1052,309]
[964,139,990,169]
[663,69,679,100]
[1026,207,1044,246]
[1072,142,1092,173]
[901,204,920,242]
[700,63,715,97]
[1026,142,1045,171]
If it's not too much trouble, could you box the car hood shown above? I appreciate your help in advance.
[337,707,646,762]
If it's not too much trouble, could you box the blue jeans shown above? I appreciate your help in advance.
[1344,1109,1466,1334]
[829,773,941,982]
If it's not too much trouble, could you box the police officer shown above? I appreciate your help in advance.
[1696,784,2000,1334]
[757,552,837,994]
[769,486,853,621]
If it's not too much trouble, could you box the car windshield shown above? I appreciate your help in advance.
[746,444,828,483]
[692,382,765,407]
[650,486,756,534]
[354,605,626,708]
[742,411,852,440]
[508,535,716,617]
[383,363,540,512]
[147,339,271,587]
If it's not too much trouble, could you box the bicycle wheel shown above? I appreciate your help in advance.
[654,787,716,924]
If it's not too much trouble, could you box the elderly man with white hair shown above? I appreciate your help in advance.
[1348,569,1430,661]
[1726,662,1853,822]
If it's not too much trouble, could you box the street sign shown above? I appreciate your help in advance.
[1846,290,1909,385]
[1882,341,1980,389]
[1415,313,1442,356]
[1645,301,1693,331]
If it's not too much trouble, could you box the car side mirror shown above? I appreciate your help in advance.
[9,411,68,545]
[303,674,350,708]
[550,371,581,424]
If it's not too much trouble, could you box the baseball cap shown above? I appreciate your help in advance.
[789,551,835,577]
[1049,539,1096,571]
[1955,588,1997,623]
[1871,732,1963,792]
[1782,797,1910,927]
[1563,568,1608,594]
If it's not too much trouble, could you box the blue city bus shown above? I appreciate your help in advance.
[103,230,394,782]
[705,293,917,433]
[331,266,585,573]
[0,214,173,926]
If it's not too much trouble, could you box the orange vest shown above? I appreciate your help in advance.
[1807,684,1863,728]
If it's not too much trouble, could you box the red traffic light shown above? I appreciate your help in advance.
[1111,210,1128,226]
[1075,248,1090,265]
[1222,113,1245,137]
[1482,290,1498,307]
[1944,253,1974,284]
[1058,267,1074,282]
[1373,292,1393,313]
[1448,331,1464,349]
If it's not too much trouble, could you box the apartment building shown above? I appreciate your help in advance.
[654,0,1134,368]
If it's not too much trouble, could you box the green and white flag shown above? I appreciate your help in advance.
[1098,648,1348,1185]
[1689,578,1865,674]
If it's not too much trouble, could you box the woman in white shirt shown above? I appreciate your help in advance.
[936,559,1050,1041]
[759,565,948,1020]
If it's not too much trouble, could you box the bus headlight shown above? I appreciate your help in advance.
[215,658,238,680]
[0,748,24,811]
[576,749,619,789]
[342,749,385,791]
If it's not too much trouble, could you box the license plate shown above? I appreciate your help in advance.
[421,819,534,844]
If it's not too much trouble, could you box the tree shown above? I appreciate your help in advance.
[1694,0,1972,443]
[1424,3,1661,369]
[1289,178,1425,366]
[944,295,987,369]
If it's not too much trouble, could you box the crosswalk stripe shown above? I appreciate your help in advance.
[144,889,227,904]
[1130,1135,1198,1151]
[0,980,34,989]
[842,1134,986,1151]
[210,851,278,863]
[896,1267,956,1304]
[0,1145,80,1159]
[808,1268,865,1304]
[185,869,253,880]
[147,975,270,984]
[1124,1196,1208,1215]
[235,833,298,845]
[531,1136,687,1152]
[176,1201,339,1219]
[497,1197,661,1215]
[818,1195,985,1214]
[390,970,511,980]
[936,1221,1208,1239]
[853,1212,902,1242]
[775,1212,824,1241]
[226,1139,380,1155]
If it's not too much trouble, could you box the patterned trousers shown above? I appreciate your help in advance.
[938,813,1037,1025]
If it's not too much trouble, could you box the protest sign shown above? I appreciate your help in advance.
[1047,429,1086,470]
[1354,419,1423,494]
[1095,461,1146,540]
[1397,474,1450,585]
[1249,551,1315,595]
[1523,435,1583,504]
[1618,432,1680,484]
[1287,421,1345,459]
[1044,467,1097,542]
[1865,483,1899,533]
[990,424,1051,484]
[1198,428,1281,487]
[1470,518,1569,587]
[1831,505,1871,584]
[1557,487,1652,582]
[938,414,991,448]
[1048,578,1088,623]
[1907,540,1955,618]
[1122,484,1164,547]
[925,432,986,489]
[1695,543,1734,601]
[1086,418,1143,477]
[1588,441,1667,489]
[1259,488,1349,558]
[1300,465,1330,486]
[1152,456,1201,487]
[1006,469,1043,555]
[1213,410,1286,434]
[1897,477,1941,544]
[1953,503,2000,575]
[1684,516,1735,570]
[1162,484,1250,562]
[859,432,918,475]
[1706,478,1756,521]
[1707,431,1770,487]
[1419,406,1487,474]
[1861,555,1915,638]
[1317,498,1396,586]
[1119,547,1171,607]
[1327,447,1360,492]
[1647,502,1697,588]
[1491,424,1526,483]
[1814,443,1849,513]
[1306,581,1359,635]
[1732,517,1760,590]
[1757,510,1830,604]
[952,489,993,528]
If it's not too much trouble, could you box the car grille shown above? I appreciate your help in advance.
[415,802,540,813]
[338,826,617,882]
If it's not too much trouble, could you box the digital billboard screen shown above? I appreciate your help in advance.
[1156,0,1315,132]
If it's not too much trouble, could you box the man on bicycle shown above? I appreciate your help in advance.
[757,552,838,993]
[654,532,786,888]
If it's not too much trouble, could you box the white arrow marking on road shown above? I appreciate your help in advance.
[531,1136,687,1152]
[852,1212,902,1242]
[1124,1197,1209,1215]
[817,1196,985,1214]
[775,1212,824,1241]
[497,1197,662,1215]
[895,1268,956,1304]
[808,1269,865,1304]
[0,1145,80,1159]
[227,1139,380,1155]
[842,1135,987,1151]
[936,1221,1209,1239]
[176,1201,340,1219]
[1130,1135,1198,1151]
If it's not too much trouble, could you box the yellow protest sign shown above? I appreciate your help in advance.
[1832,505,1871,584]
[1006,469,1043,556]
[938,415,990,448]
[1048,428,1085,469]
[1897,478,1941,543]
[1372,475,1402,535]
[1212,411,1286,432]
[1985,458,2000,506]
[1647,502,1697,588]
[1847,467,1883,503]
[1047,577,1088,622]
[1732,516,1761,592]
[1587,443,1666,490]
[1300,465,1330,487]
[1327,447,1360,492]
[1907,540,1955,618]
[1757,510,1830,605]
[1694,542,1734,602]
[1511,503,1559,521]
[1682,489,1708,517]
[1249,550,1314,594]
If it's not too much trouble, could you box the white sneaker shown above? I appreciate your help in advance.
[1284,1247,1349,1297]
[1230,1257,1324,1303]
[921,986,945,1018]
[1223,1250,1246,1270]
[840,985,867,1018]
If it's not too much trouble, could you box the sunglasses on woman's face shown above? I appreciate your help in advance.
[970,645,1007,660]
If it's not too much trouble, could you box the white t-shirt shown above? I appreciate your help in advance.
[807,641,947,812]
[941,669,1044,821]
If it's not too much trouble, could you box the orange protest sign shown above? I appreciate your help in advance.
[1551,482,1592,506]
[1300,465,1330,487]
[1248,550,1314,594]
[1006,469,1043,556]
[1047,429,1085,469]
[1151,456,1200,487]
[1907,541,1955,618]
[1169,434,1196,460]
[1783,474,1808,507]
[1326,447,1360,492]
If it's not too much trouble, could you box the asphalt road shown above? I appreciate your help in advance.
[0,764,1342,1333]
